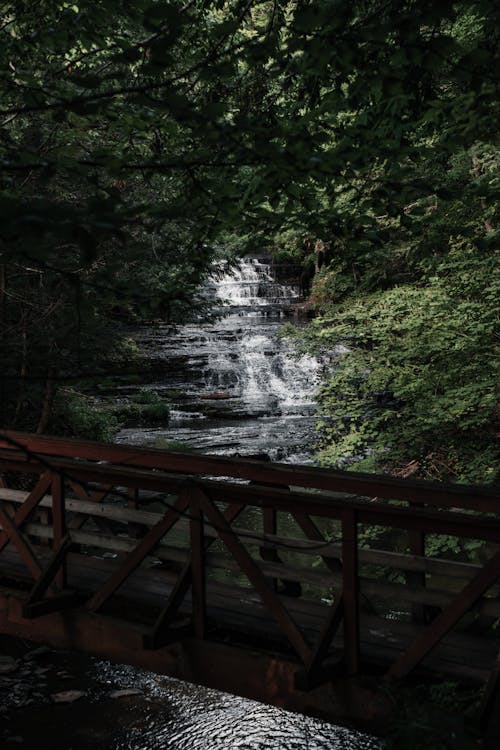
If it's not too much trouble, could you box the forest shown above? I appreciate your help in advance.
[0,0,498,484]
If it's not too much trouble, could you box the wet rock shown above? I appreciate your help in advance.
[0,656,19,675]
[108,688,143,699]
[199,392,233,400]
[24,646,51,661]
[35,666,51,676]
[51,690,86,703]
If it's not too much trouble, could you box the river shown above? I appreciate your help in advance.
[1,258,383,749]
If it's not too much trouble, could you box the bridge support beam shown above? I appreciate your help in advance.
[0,589,391,730]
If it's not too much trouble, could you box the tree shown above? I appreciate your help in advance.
[0,0,498,471]
[275,2,499,482]
[0,0,277,429]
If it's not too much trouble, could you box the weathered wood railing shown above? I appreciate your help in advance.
[0,431,499,714]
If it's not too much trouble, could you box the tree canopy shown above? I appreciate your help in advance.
[0,1,498,478]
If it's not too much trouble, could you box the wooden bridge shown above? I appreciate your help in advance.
[0,431,499,731]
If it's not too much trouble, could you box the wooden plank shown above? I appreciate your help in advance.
[5,517,500,617]
[67,480,111,534]
[197,487,311,665]
[387,549,500,680]
[86,492,190,612]
[1,456,499,543]
[190,487,206,639]
[342,511,360,676]
[3,491,494,579]
[51,473,66,589]
[0,473,51,552]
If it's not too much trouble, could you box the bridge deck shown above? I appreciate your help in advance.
[1,545,497,685]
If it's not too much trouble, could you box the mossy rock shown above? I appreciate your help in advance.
[151,436,194,452]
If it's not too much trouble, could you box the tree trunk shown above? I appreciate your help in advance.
[13,312,27,424]
[36,366,56,434]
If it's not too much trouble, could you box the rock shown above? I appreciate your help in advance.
[0,656,19,675]
[199,392,233,400]
[108,688,143,699]
[24,646,51,661]
[51,690,86,703]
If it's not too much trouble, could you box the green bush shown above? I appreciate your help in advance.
[51,389,121,442]
[151,436,194,452]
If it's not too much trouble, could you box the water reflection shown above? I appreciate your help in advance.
[92,661,383,750]
[3,649,382,749]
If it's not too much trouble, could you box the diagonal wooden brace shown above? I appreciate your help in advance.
[308,593,344,672]
[145,501,246,649]
[69,480,112,504]
[292,511,342,573]
[87,490,190,612]
[67,480,112,532]
[295,593,345,690]
[197,486,311,665]
[25,534,73,608]
[387,548,500,680]
[0,472,51,552]
[0,505,42,580]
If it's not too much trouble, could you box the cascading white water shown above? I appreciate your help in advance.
[117,257,321,462]
[213,258,299,307]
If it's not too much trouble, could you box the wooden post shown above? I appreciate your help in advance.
[260,507,279,591]
[342,510,360,676]
[127,486,143,539]
[190,487,207,639]
[51,472,67,589]
[407,502,427,623]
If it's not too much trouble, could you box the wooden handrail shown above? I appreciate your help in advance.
[0,430,498,512]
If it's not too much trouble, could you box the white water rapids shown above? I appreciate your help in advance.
[117,257,321,462]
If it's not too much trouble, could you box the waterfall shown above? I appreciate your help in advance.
[117,257,320,462]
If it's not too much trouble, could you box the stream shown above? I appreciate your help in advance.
[1,258,383,749]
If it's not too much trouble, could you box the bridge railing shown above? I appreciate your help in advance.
[0,430,499,696]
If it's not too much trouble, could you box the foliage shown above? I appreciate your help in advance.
[384,680,481,749]
[151,435,194,452]
[120,388,171,423]
[51,388,121,441]
[288,236,498,482]
[0,0,498,460]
